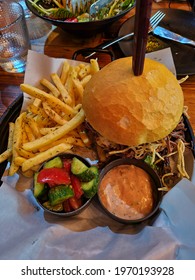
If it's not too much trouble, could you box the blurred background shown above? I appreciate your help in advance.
[154,0,194,11]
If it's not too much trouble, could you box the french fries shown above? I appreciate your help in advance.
[60,60,70,84]
[9,112,26,176]
[22,108,85,152]
[0,59,99,177]
[42,102,68,125]
[20,83,76,116]
[51,73,72,105]
[22,143,73,172]
[0,149,12,164]
[40,78,60,97]
[0,122,15,164]
[7,122,15,150]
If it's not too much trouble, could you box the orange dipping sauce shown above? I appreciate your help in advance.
[99,164,154,220]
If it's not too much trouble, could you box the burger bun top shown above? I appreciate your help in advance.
[82,57,184,146]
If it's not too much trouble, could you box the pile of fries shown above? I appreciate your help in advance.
[0,59,100,177]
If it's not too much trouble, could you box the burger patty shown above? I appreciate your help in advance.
[84,117,187,158]
[83,116,191,190]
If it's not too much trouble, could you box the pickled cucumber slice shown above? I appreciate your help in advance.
[81,166,99,198]
[34,172,47,198]
[71,157,95,181]
[43,156,63,169]
[48,185,74,206]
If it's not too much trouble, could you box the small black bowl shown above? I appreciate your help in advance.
[32,153,93,217]
[25,0,135,36]
[98,158,163,224]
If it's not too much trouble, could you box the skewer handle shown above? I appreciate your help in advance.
[132,0,153,76]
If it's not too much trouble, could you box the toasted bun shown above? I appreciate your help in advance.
[82,57,184,146]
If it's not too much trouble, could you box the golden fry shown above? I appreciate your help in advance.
[0,148,12,164]
[22,143,73,172]
[25,115,42,138]
[7,122,15,150]
[22,108,85,151]
[20,83,75,115]
[16,147,36,159]
[42,102,68,125]
[34,114,54,127]
[74,104,82,112]
[24,123,36,142]
[40,126,60,135]
[78,64,91,79]
[33,98,42,108]
[14,156,26,166]
[51,73,72,105]
[74,65,80,74]
[72,78,84,104]
[9,150,21,175]
[64,67,76,107]
[90,59,100,74]
[78,63,87,69]
[9,112,26,176]
[27,103,48,118]
[38,136,75,152]
[60,60,70,84]
[40,78,60,97]
[80,74,92,88]
[22,130,29,144]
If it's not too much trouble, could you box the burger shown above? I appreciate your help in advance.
[82,57,190,190]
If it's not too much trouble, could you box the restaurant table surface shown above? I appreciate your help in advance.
[0,1,195,133]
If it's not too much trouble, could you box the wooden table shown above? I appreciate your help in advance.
[0,1,195,132]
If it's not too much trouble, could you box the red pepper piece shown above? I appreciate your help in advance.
[71,174,83,199]
[69,197,82,210]
[37,167,71,187]
[65,17,78,22]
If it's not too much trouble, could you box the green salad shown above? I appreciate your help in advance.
[27,0,135,22]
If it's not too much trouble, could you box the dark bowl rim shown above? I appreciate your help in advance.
[33,191,92,216]
[25,0,136,25]
[32,152,93,217]
[98,158,163,224]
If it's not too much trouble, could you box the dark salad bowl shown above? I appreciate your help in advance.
[25,0,136,36]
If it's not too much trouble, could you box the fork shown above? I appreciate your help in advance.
[85,10,165,59]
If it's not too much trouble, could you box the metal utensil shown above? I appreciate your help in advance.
[85,10,165,58]
[153,26,195,47]
[89,0,113,17]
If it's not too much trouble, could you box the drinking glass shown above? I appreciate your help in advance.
[0,1,30,73]
[15,0,52,40]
